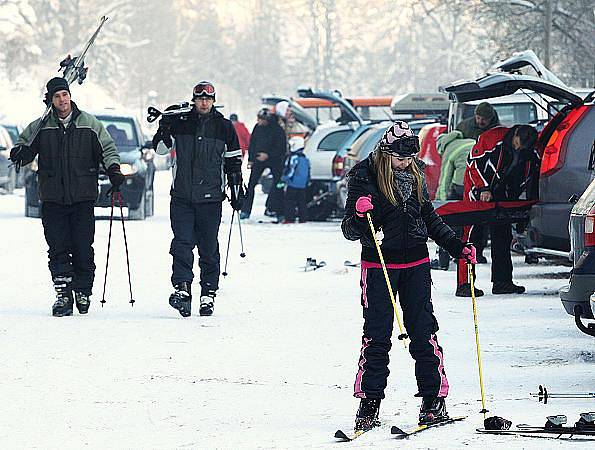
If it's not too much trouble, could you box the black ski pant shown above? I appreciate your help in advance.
[489,223,513,283]
[354,259,449,400]
[170,197,222,296]
[242,161,284,216]
[284,187,307,222]
[41,201,95,295]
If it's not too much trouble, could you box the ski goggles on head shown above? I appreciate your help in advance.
[192,81,216,99]
[379,135,420,156]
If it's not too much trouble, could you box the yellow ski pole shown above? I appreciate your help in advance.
[468,263,489,418]
[366,212,408,347]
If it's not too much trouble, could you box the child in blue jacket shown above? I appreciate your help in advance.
[282,136,310,223]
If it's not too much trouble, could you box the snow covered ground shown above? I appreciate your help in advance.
[0,171,593,449]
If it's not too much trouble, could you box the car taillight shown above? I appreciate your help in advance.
[333,154,345,178]
[540,105,588,177]
[586,206,595,247]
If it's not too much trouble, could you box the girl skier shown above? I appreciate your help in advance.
[341,121,476,431]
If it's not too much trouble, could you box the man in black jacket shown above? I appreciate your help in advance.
[240,108,287,220]
[10,77,123,317]
[153,81,243,317]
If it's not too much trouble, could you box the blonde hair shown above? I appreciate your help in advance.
[372,150,426,206]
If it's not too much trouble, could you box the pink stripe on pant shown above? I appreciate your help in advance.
[354,337,372,398]
[429,334,449,397]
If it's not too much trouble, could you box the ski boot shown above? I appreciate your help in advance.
[492,282,525,294]
[455,283,484,298]
[199,292,215,316]
[74,291,91,314]
[169,282,192,317]
[419,396,448,425]
[52,276,74,317]
[354,398,381,432]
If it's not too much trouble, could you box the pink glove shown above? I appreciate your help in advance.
[355,195,374,217]
[461,244,477,264]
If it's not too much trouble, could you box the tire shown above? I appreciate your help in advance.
[128,189,146,220]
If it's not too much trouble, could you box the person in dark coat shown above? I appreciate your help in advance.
[240,108,287,220]
[10,77,122,317]
[342,121,476,432]
[455,102,500,141]
[153,81,243,317]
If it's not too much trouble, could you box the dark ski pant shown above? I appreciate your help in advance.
[354,259,449,400]
[284,187,307,222]
[41,201,95,295]
[457,223,513,287]
[242,161,284,216]
[170,197,222,295]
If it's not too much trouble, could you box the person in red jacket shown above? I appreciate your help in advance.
[457,125,539,296]
[230,113,251,159]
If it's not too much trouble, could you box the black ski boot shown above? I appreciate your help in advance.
[199,292,215,316]
[74,291,91,314]
[419,396,448,425]
[455,283,484,297]
[169,282,192,317]
[52,276,74,317]
[354,398,381,432]
[492,282,525,294]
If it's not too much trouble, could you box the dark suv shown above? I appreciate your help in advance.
[441,65,594,260]
[25,110,156,219]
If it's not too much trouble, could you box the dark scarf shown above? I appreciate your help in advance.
[393,169,414,202]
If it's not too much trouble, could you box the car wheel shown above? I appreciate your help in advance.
[128,189,146,220]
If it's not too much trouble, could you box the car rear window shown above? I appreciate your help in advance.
[97,116,139,149]
[460,103,537,126]
[318,130,352,151]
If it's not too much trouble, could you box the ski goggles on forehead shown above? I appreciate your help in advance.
[379,135,420,156]
[193,82,216,98]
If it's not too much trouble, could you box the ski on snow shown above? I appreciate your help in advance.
[334,416,465,442]
[478,413,595,440]
[391,416,466,439]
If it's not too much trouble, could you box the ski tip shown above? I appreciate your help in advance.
[334,429,351,441]
[391,425,406,435]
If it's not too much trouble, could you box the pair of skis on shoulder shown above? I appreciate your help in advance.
[334,415,466,441]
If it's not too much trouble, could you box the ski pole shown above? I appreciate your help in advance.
[237,208,246,258]
[100,192,116,307]
[366,212,408,347]
[116,192,135,306]
[222,209,235,277]
[234,184,246,258]
[468,263,488,417]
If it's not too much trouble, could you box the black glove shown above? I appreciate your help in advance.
[152,124,173,150]
[9,145,25,163]
[107,164,125,194]
[227,171,245,211]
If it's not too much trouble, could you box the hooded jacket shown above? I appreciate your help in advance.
[436,131,475,200]
[16,102,119,204]
[342,155,463,264]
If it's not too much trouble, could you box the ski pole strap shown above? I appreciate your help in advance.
[366,213,408,346]
[117,192,134,306]
[468,263,488,416]
[101,193,116,306]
